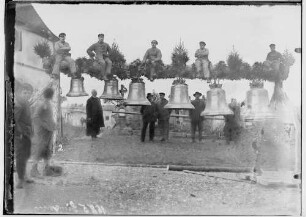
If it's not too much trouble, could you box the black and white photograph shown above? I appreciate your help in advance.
[3,0,303,215]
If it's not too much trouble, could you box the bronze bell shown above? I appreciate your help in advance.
[164,84,194,109]
[242,87,274,121]
[66,77,88,97]
[201,87,233,116]
[100,78,123,100]
[125,82,150,105]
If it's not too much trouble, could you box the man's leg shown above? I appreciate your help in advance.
[96,56,106,79]
[15,140,26,188]
[105,57,113,75]
[159,120,165,141]
[51,55,63,76]
[191,121,196,142]
[141,121,149,142]
[198,120,203,141]
[149,62,156,81]
[195,59,201,74]
[149,121,155,141]
[64,56,77,78]
[165,119,170,140]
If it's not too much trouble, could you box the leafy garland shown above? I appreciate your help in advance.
[34,40,295,83]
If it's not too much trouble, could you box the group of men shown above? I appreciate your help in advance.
[14,83,57,189]
[140,91,206,143]
[51,32,213,81]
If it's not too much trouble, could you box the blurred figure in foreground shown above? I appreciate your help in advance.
[14,82,34,188]
[31,87,57,177]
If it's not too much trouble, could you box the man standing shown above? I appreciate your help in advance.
[87,34,112,80]
[157,92,171,142]
[189,92,206,143]
[265,44,283,71]
[86,89,105,140]
[142,40,162,81]
[14,83,35,188]
[30,88,57,177]
[140,93,158,142]
[52,33,77,79]
[195,41,210,79]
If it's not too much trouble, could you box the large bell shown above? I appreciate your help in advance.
[242,87,274,121]
[100,78,123,100]
[125,82,150,105]
[66,77,88,97]
[164,84,194,109]
[201,87,233,116]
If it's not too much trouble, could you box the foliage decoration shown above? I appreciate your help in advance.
[170,41,190,78]
[172,77,186,85]
[109,42,128,80]
[33,40,52,58]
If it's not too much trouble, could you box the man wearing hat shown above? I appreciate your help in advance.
[87,34,112,80]
[265,44,283,71]
[189,92,206,143]
[157,92,171,142]
[140,93,158,142]
[195,41,211,79]
[142,40,162,81]
[52,33,77,78]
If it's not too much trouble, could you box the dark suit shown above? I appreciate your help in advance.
[86,96,105,138]
[140,102,158,142]
[189,99,205,141]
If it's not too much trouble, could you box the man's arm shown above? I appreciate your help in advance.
[155,49,162,61]
[142,49,149,63]
[87,44,96,58]
[54,42,71,55]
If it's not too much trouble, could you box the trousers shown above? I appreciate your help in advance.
[191,120,203,141]
[159,119,169,140]
[52,55,76,76]
[141,120,155,142]
[15,136,31,180]
[195,59,210,78]
[96,55,112,75]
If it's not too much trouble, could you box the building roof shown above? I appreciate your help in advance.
[15,3,58,42]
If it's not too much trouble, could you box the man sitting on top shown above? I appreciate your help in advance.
[265,43,283,71]
[195,41,211,79]
[52,33,77,79]
[142,40,162,81]
[87,33,113,80]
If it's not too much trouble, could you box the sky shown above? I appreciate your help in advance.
[32,3,301,107]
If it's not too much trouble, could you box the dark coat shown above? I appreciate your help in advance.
[140,102,158,122]
[189,99,205,122]
[157,98,171,120]
[86,96,105,136]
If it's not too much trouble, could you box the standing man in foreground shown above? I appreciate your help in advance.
[52,33,77,79]
[14,83,35,188]
[86,89,105,140]
[87,33,113,80]
[142,40,162,81]
[140,93,158,142]
[157,92,171,142]
[189,92,206,143]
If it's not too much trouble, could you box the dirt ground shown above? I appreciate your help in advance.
[13,164,301,215]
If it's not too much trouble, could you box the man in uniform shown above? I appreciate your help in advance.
[142,40,162,81]
[189,92,206,143]
[195,41,210,79]
[52,33,77,79]
[265,43,283,71]
[87,33,113,80]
